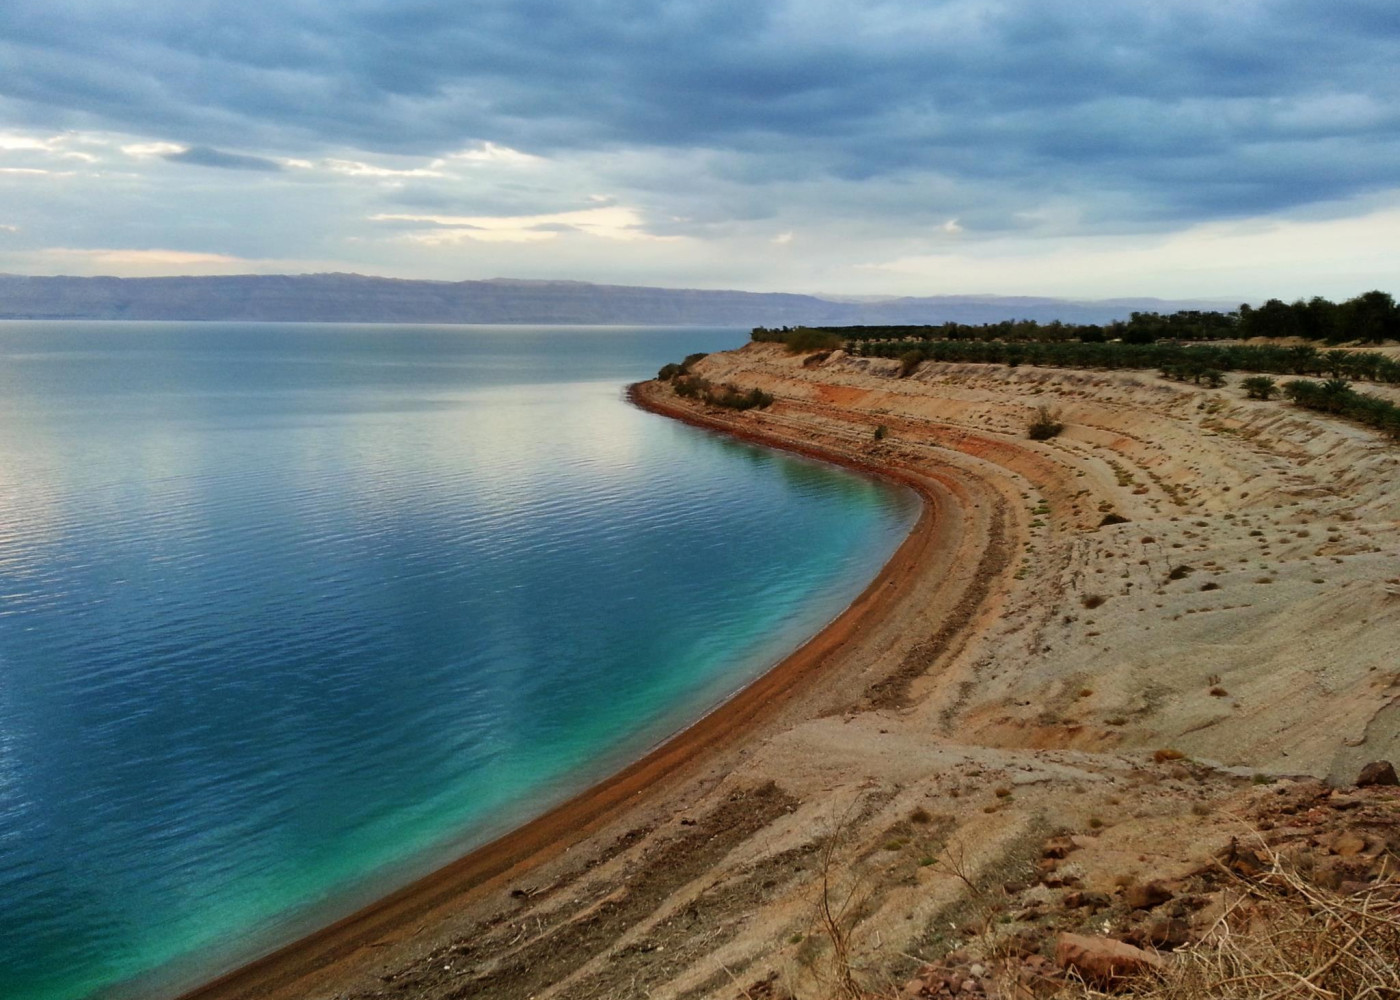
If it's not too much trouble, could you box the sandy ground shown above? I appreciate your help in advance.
[179,343,1400,1000]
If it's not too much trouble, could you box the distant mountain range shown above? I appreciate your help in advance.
[0,273,1237,326]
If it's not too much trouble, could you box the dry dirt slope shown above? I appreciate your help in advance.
[691,344,1400,783]
[206,342,1399,1000]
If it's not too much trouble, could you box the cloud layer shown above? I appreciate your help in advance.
[1,1,1399,296]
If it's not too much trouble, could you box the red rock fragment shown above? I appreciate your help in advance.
[1055,933,1163,984]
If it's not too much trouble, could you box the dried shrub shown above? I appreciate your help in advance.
[1049,850,1400,999]
[1028,405,1065,440]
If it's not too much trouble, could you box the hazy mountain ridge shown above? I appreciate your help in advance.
[0,273,1234,325]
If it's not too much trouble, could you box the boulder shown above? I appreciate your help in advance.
[1056,933,1163,984]
[1357,761,1399,787]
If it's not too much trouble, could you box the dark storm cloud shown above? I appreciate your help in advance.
[3,0,1399,224]
[163,146,283,171]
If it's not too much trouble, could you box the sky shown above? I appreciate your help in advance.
[1,0,1398,301]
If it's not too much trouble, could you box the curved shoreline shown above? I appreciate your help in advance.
[174,381,959,1000]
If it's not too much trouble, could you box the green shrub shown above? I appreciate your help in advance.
[1282,378,1400,438]
[670,373,773,411]
[751,327,842,353]
[673,374,712,399]
[713,384,773,410]
[1242,375,1278,399]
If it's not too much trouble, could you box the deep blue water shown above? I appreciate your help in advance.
[0,322,919,1000]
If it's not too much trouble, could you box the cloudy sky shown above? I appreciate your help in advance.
[1,0,1398,299]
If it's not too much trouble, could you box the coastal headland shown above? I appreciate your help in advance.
[181,341,1400,1000]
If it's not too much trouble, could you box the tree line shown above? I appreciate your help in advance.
[1281,379,1400,439]
[752,290,1399,347]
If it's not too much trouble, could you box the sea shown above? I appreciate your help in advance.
[0,322,919,1000]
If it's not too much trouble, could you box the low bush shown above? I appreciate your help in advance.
[706,383,774,411]
[1241,375,1278,399]
[670,374,772,411]
[751,326,843,353]
[1027,406,1064,440]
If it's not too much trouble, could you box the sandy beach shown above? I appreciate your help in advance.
[179,341,1400,1000]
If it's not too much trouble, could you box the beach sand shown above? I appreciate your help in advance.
[180,342,1400,1000]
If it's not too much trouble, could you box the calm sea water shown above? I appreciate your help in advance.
[0,322,918,1000]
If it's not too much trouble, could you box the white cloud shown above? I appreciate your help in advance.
[324,158,447,179]
[857,196,1400,299]
[121,141,186,158]
[443,142,542,167]
[0,131,100,164]
[373,205,677,244]
[772,231,794,244]
[20,248,338,277]
[0,133,58,152]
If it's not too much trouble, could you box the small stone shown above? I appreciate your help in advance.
[1357,761,1399,787]
[1221,839,1268,876]
[1002,928,1040,957]
[1125,881,1173,910]
[902,977,927,996]
[968,963,985,977]
[1043,835,1078,859]
[1331,830,1368,857]
[1138,916,1191,949]
[1063,889,1111,910]
[960,980,977,994]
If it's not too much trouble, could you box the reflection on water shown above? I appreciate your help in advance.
[0,322,919,1000]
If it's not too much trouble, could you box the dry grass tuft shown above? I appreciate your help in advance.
[1052,849,1400,999]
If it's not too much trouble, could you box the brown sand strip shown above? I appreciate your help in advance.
[175,382,966,1000]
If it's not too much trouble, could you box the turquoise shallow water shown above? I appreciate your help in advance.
[0,322,919,1000]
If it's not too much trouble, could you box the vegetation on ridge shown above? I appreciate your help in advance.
[852,340,1400,386]
[754,290,1400,347]
[656,353,773,411]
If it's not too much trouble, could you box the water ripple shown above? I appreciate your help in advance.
[0,322,917,1000]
